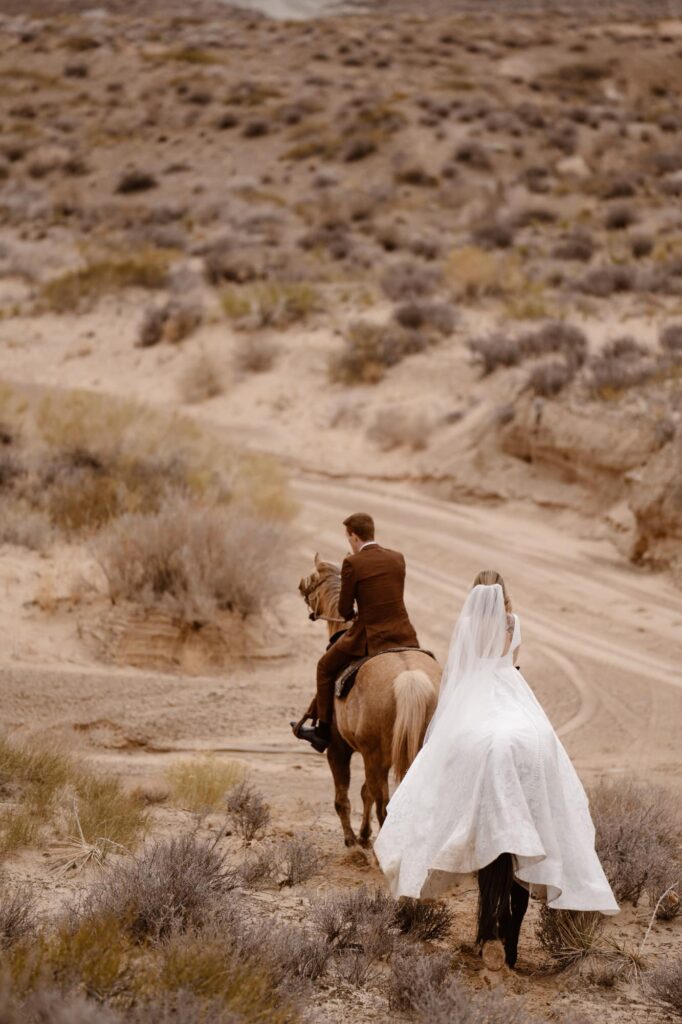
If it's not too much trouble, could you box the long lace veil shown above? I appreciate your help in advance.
[424,583,507,742]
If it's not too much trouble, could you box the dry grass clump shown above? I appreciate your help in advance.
[0,736,146,861]
[221,282,319,330]
[648,956,682,1014]
[137,300,202,348]
[589,777,681,909]
[0,875,37,949]
[0,503,52,551]
[97,501,287,623]
[179,352,224,404]
[393,300,456,336]
[225,781,271,845]
[380,260,442,301]
[233,335,279,374]
[537,907,605,969]
[446,246,523,300]
[166,758,244,813]
[82,835,235,943]
[367,409,431,452]
[330,320,437,385]
[40,249,173,312]
[388,948,452,1011]
[394,898,453,941]
[0,986,124,1024]
[240,834,324,889]
[412,972,537,1023]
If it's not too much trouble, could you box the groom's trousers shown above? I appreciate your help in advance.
[306,633,368,725]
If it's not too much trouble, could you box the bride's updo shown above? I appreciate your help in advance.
[472,569,512,613]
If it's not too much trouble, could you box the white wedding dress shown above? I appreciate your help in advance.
[374,584,619,914]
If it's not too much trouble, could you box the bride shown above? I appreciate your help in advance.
[374,570,618,969]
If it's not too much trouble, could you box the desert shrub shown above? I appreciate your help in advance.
[380,260,442,301]
[0,504,52,551]
[552,232,594,262]
[630,234,654,259]
[0,876,37,949]
[367,408,430,452]
[137,301,202,347]
[116,169,158,194]
[312,886,396,950]
[221,282,319,330]
[242,118,269,138]
[537,907,605,969]
[600,176,636,199]
[394,898,453,941]
[453,141,492,170]
[40,250,172,312]
[513,206,557,228]
[394,301,455,335]
[648,957,682,1014]
[521,321,588,368]
[225,781,270,845]
[388,949,452,1011]
[233,336,279,374]
[0,985,124,1023]
[412,973,536,1022]
[588,339,656,395]
[330,321,435,385]
[576,264,636,297]
[237,845,279,888]
[180,352,224,404]
[276,834,323,887]
[97,501,286,622]
[394,161,438,187]
[604,204,637,231]
[82,835,235,942]
[166,758,244,813]
[469,333,522,375]
[590,778,681,907]
[660,323,682,354]
[528,360,576,397]
[445,246,523,300]
[472,220,515,250]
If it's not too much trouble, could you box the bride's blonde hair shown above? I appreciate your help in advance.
[472,569,512,613]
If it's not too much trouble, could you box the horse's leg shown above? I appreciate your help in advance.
[327,733,356,847]
[477,853,514,971]
[359,752,387,847]
[501,881,530,968]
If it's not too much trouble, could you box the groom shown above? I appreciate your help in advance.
[293,512,420,753]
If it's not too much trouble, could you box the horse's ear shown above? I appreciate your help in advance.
[314,552,323,569]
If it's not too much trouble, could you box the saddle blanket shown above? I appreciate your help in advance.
[334,647,437,699]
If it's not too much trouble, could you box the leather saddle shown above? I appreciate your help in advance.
[334,647,437,700]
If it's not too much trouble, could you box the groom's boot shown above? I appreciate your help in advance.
[291,719,330,753]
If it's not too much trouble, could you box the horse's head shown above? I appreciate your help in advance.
[299,552,342,622]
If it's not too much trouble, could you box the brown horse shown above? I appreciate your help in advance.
[298,553,441,848]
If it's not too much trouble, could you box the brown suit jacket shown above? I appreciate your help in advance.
[338,543,419,657]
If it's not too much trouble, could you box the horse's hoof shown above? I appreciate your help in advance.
[359,835,372,849]
[344,836,358,848]
[481,940,506,972]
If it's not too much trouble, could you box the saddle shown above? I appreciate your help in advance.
[334,647,437,699]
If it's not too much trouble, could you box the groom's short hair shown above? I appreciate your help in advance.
[343,512,375,541]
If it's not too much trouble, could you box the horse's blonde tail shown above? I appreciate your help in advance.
[391,670,437,782]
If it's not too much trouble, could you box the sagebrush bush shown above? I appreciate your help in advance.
[469,333,522,375]
[221,282,319,330]
[393,300,455,335]
[552,232,594,262]
[661,323,682,354]
[394,898,453,941]
[472,220,515,250]
[276,834,324,887]
[576,265,636,297]
[648,956,682,1014]
[413,973,537,1023]
[116,168,158,194]
[520,321,588,369]
[380,260,442,301]
[137,300,202,348]
[590,778,681,907]
[528,359,575,397]
[96,501,287,623]
[225,781,271,845]
[166,758,244,813]
[83,835,235,942]
[388,949,452,1012]
[0,986,123,1024]
[330,320,436,385]
[604,204,637,231]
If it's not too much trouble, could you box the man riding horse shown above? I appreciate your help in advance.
[292,512,421,753]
